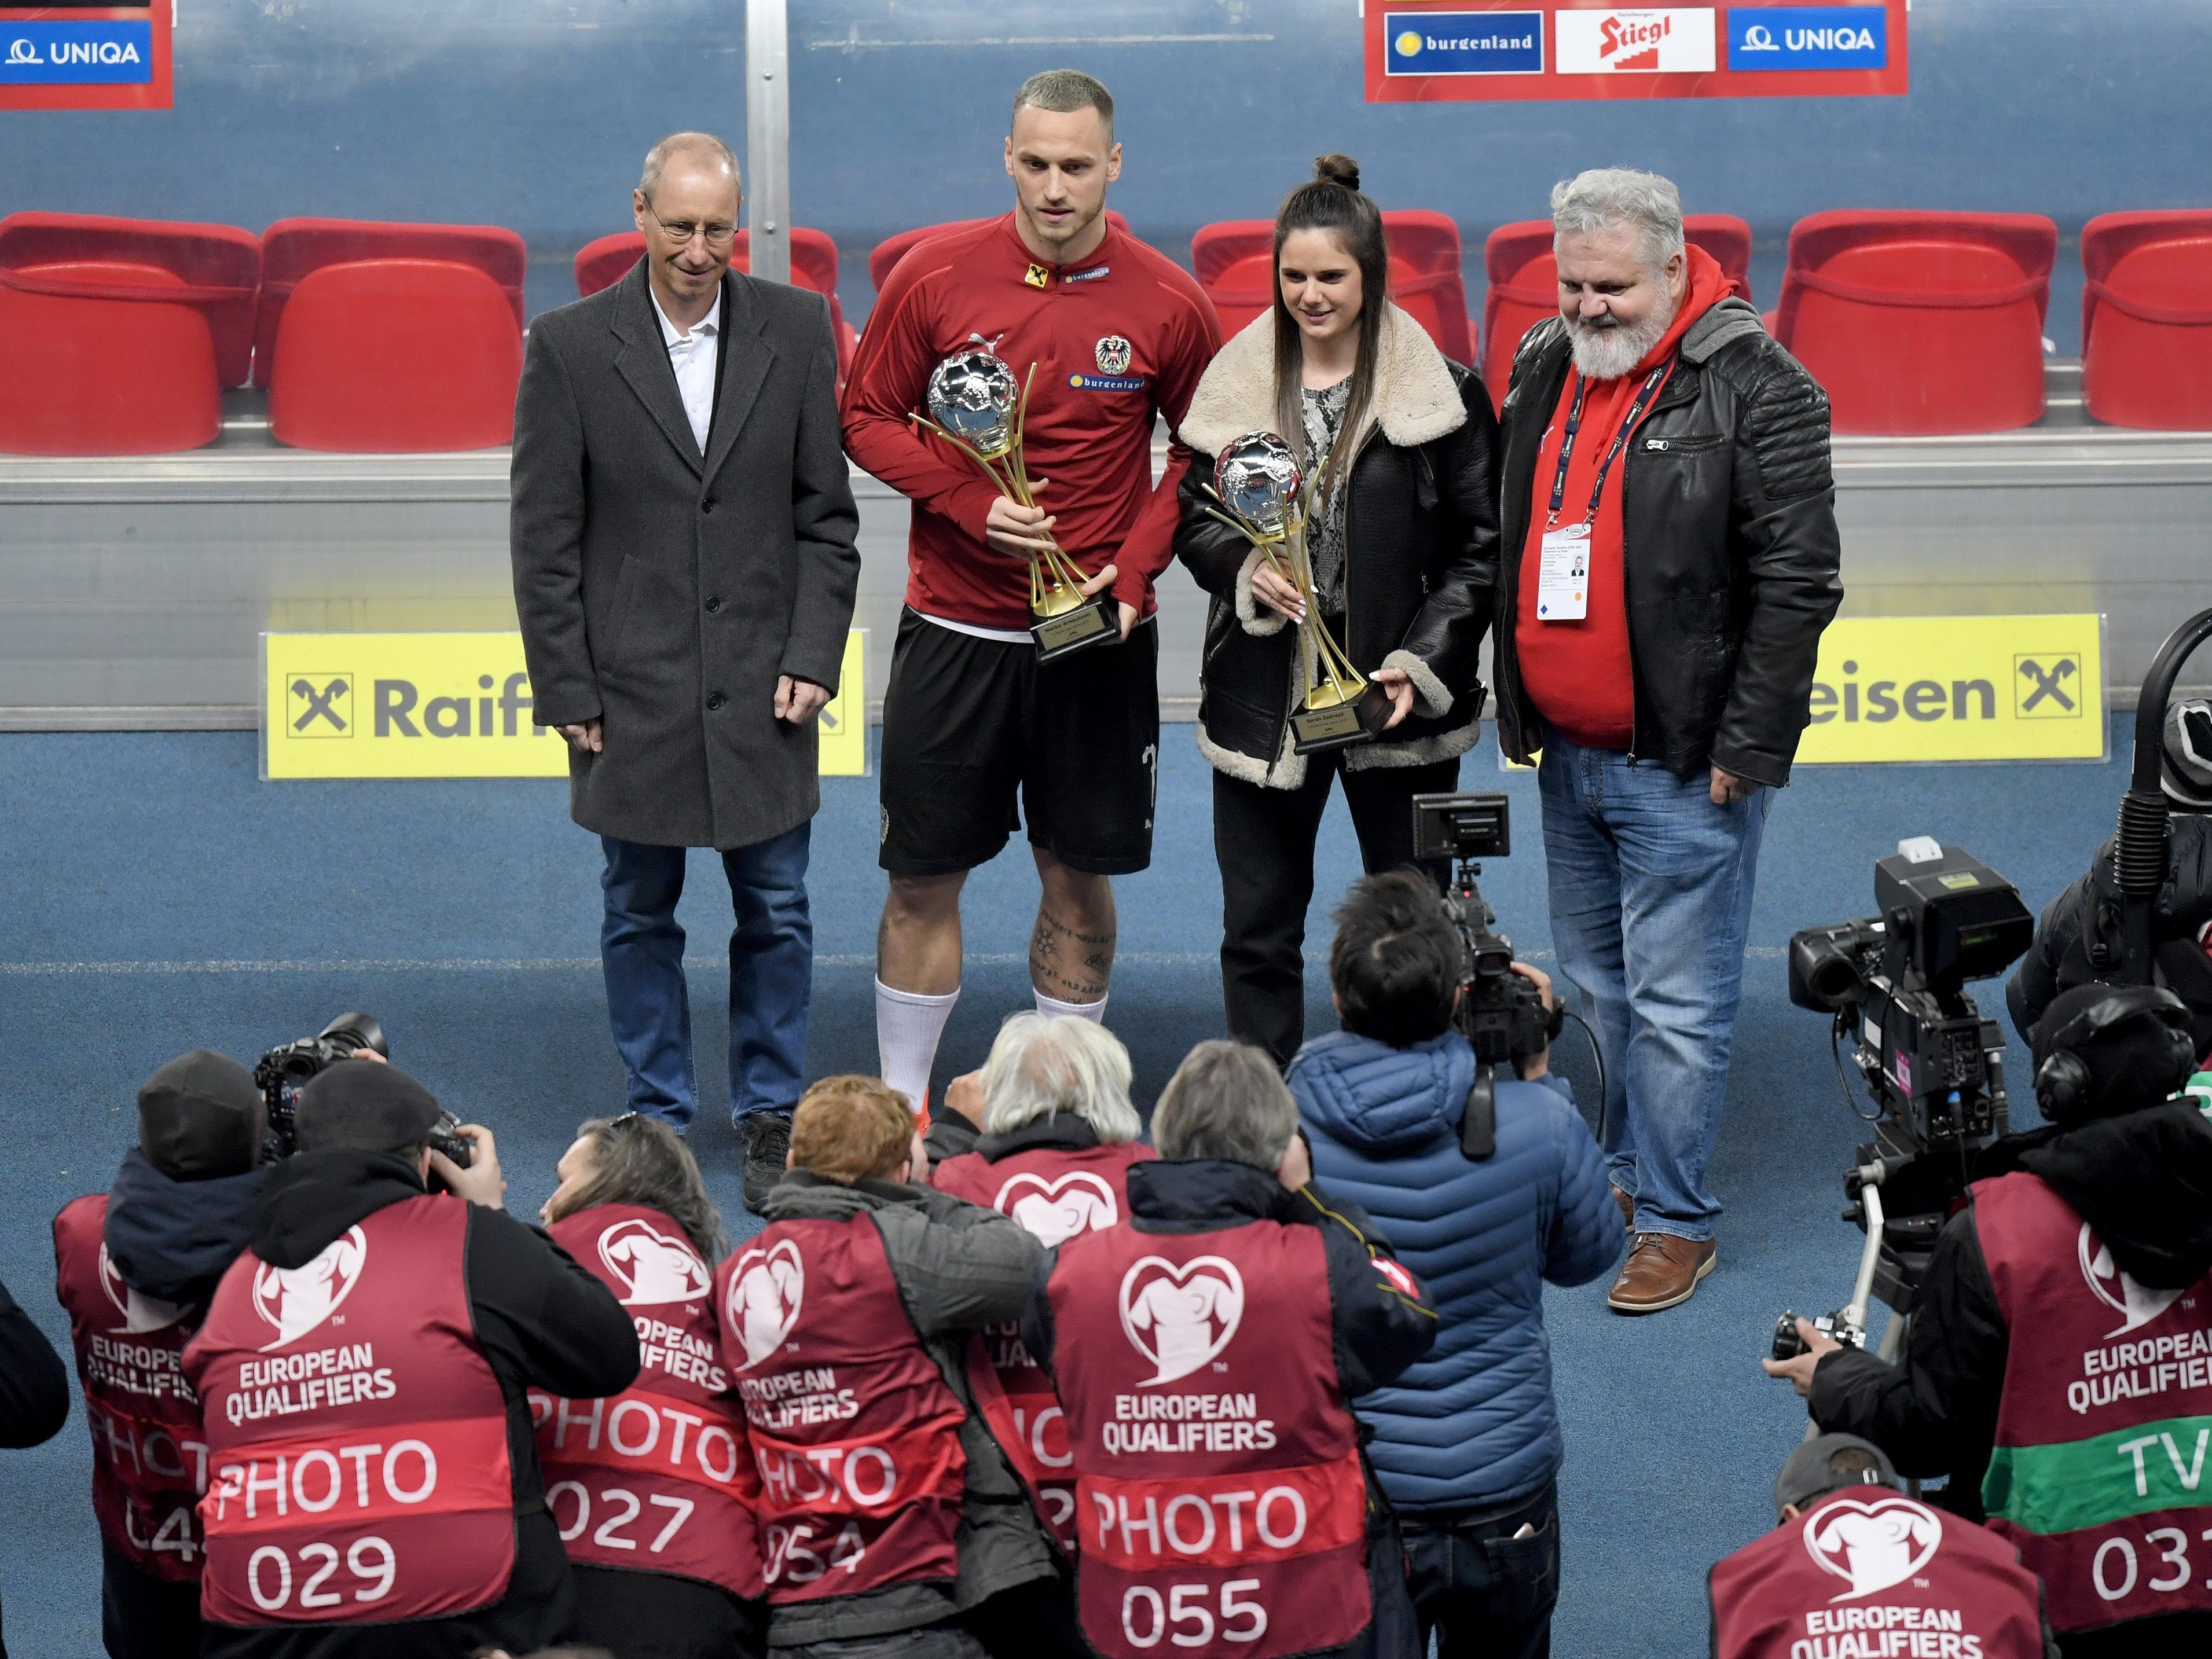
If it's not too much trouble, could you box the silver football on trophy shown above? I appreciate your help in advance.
[1215,431,1303,537]
[926,347,1020,458]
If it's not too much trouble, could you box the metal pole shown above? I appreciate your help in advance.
[744,0,791,284]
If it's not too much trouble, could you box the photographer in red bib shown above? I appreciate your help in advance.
[1708,1435,2053,1659]
[724,1075,1059,1659]
[1025,1039,1437,1659]
[183,1060,639,1659]
[841,68,1220,1120]
[535,1113,761,1659]
[1767,983,2212,1657]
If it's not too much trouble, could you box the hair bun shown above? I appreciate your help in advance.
[1314,153,1361,193]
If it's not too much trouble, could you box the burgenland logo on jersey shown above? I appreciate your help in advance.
[2080,1221,2186,1338]
[995,1170,1118,1246]
[1118,1255,1244,1385]
[597,1218,710,1306]
[251,1227,368,1352]
[726,1238,805,1370]
[1802,1493,1942,1601]
[97,1242,188,1335]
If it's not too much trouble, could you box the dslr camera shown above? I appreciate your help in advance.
[1779,839,2032,1347]
[256,1012,474,1170]
[1412,792,1560,1157]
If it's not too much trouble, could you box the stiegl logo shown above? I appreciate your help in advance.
[1118,1256,1243,1385]
[994,1170,1118,1246]
[2080,1221,2186,1338]
[1802,1493,1943,1601]
[251,1228,367,1352]
[726,1238,804,1370]
[596,1219,710,1306]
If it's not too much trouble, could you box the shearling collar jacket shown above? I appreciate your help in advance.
[1173,305,1501,789]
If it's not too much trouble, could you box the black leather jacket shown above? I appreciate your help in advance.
[1495,298,1843,786]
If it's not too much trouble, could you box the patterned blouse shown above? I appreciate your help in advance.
[1299,376,1352,618]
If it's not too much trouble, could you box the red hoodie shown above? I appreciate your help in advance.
[1514,245,1732,751]
[841,213,1221,630]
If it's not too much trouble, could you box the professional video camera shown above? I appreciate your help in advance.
[1774,838,2033,1357]
[1412,792,1564,1157]
[255,1012,473,1169]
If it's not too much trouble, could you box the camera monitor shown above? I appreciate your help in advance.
[1411,791,1510,864]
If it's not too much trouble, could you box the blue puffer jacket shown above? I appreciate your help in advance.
[1290,1028,1620,1515]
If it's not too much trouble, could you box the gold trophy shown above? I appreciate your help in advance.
[1202,431,1394,753]
[913,337,1117,662]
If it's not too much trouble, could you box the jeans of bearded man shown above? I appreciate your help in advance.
[599,827,812,1130]
[1536,737,1767,1242]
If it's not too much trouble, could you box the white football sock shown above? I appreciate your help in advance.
[1034,989,1107,1022]
[875,978,960,1118]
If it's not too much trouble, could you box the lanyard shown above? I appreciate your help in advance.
[1545,359,1672,528]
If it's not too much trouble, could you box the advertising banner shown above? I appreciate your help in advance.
[0,2,172,111]
[1369,0,1906,102]
[263,630,870,781]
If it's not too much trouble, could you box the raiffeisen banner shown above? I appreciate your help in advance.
[1369,0,1907,102]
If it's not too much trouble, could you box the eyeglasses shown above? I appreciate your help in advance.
[643,200,737,249]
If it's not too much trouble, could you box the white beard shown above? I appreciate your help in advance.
[1567,292,1675,380]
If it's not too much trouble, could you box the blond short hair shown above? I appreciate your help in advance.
[788,1076,913,1185]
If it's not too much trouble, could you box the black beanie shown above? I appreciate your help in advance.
[2033,984,2193,1126]
[138,1050,263,1180]
[294,1060,443,1155]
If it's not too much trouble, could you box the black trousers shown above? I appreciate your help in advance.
[1214,754,1460,1066]
[570,1563,762,1659]
[1401,1481,1560,1659]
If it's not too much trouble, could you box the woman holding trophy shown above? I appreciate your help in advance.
[1175,155,1501,1064]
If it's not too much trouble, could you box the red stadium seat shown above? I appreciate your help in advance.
[577,227,857,383]
[2080,211,2212,430]
[266,260,523,452]
[1773,211,2056,435]
[1191,213,1476,365]
[868,212,1133,295]
[1481,215,1753,413]
[0,211,258,453]
[256,219,526,392]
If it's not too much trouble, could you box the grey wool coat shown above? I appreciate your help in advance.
[509,260,860,849]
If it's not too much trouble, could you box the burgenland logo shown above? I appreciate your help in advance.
[1118,1255,1243,1385]
[994,1170,1118,1246]
[726,1238,804,1370]
[251,1228,367,1352]
[1803,1493,1943,1601]
[2080,1221,2186,1338]
[597,1218,710,1306]
[98,1243,188,1335]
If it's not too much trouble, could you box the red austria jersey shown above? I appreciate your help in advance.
[1708,1484,2046,1658]
[1975,1171,2212,1633]
[53,1194,212,1582]
[531,1205,762,1599]
[714,1212,967,1605]
[1047,1217,1371,1659]
[935,1137,1155,1554]
[183,1195,514,1627]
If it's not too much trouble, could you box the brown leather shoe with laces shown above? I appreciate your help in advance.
[1607,1232,1717,1313]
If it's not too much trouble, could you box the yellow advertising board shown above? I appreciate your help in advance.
[263,629,869,780]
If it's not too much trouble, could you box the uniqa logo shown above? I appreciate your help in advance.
[53,40,143,64]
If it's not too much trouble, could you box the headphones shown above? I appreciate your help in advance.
[2033,983,2199,1120]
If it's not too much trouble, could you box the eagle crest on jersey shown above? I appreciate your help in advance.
[250,1227,366,1352]
[995,1170,1119,1246]
[727,1237,805,1369]
[1118,1254,1244,1385]
[1803,1493,1943,1602]
[1095,334,1133,375]
[596,1218,710,1306]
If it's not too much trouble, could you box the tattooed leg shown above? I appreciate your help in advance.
[1030,848,1117,1003]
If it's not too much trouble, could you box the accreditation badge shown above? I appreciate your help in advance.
[1535,524,1591,622]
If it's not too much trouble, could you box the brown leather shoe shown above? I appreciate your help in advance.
[1608,1233,1718,1314]
[1610,1184,1634,1231]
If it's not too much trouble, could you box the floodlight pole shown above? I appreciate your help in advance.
[745,0,791,284]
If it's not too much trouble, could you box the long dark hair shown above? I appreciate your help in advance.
[546,1113,729,1262]
[1271,153,1389,513]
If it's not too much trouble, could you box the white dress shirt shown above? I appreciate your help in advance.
[651,287,721,454]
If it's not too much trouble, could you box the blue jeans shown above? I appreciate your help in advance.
[1402,1481,1560,1659]
[1537,739,1767,1240]
[599,828,812,1130]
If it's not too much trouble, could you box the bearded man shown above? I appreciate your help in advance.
[1492,168,1842,1315]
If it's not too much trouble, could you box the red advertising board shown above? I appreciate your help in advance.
[1366,0,1908,102]
[1,3,173,111]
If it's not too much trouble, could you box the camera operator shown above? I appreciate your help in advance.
[535,1113,760,1659]
[1765,983,2212,1656]
[1707,1434,2053,1659]
[1289,871,1620,1659]
[184,1059,640,1659]
[52,1049,270,1658]
[729,1074,1057,1659]
[1025,1039,1437,1659]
